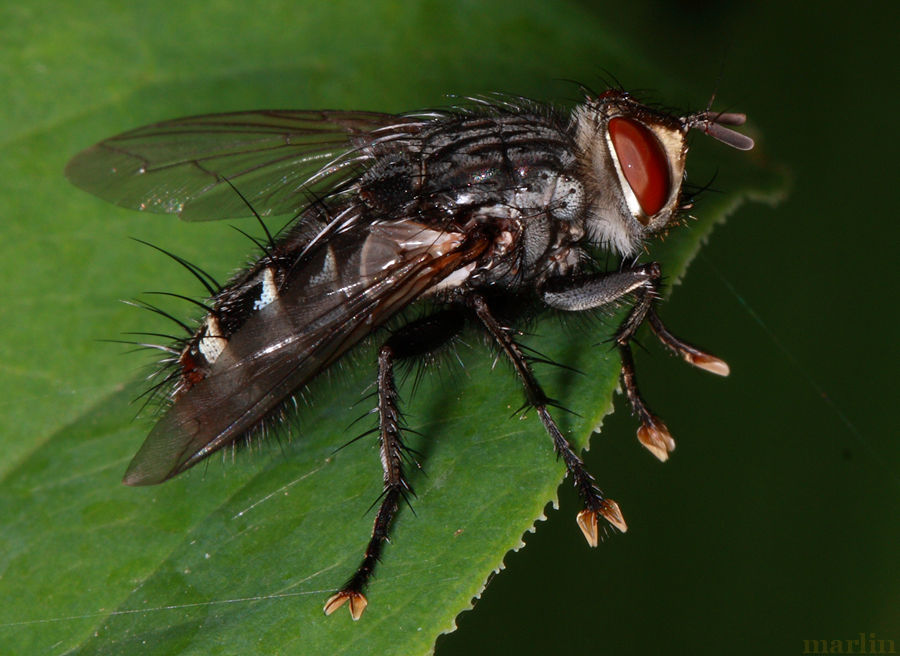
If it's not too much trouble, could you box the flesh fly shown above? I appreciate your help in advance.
[66,88,753,619]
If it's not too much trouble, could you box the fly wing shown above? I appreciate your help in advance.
[123,220,485,485]
[65,110,430,221]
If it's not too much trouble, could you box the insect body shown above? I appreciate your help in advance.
[66,90,753,620]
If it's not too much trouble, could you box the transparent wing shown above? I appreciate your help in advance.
[65,110,427,221]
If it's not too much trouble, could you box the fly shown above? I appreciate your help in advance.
[65,89,754,620]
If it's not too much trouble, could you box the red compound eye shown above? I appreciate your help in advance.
[609,117,671,219]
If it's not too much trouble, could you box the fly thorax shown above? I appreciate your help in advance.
[358,153,418,216]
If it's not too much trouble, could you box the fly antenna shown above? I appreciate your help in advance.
[687,71,754,151]
[686,108,755,151]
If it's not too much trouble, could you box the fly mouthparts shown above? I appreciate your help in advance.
[686,110,755,151]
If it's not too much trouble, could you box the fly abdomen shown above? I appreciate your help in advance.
[125,209,479,485]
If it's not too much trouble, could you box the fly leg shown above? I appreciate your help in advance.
[542,262,729,461]
[647,307,729,376]
[469,293,627,547]
[324,310,464,620]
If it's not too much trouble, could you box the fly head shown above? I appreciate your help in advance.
[573,90,754,258]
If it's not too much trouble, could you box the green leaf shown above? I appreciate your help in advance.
[0,1,783,654]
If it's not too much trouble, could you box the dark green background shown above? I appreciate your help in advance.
[1,0,895,654]
[440,2,899,655]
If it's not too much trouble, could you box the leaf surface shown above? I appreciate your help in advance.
[0,2,783,654]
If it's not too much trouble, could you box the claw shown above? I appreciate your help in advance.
[577,498,628,545]
[683,351,730,376]
[576,508,599,546]
[637,419,676,462]
[598,498,628,533]
[324,590,368,620]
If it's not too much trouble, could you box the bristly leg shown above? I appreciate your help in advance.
[648,308,730,376]
[620,298,730,461]
[616,306,729,460]
[543,260,728,461]
[324,344,408,621]
[469,293,627,546]
[324,310,465,620]
[619,343,675,462]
